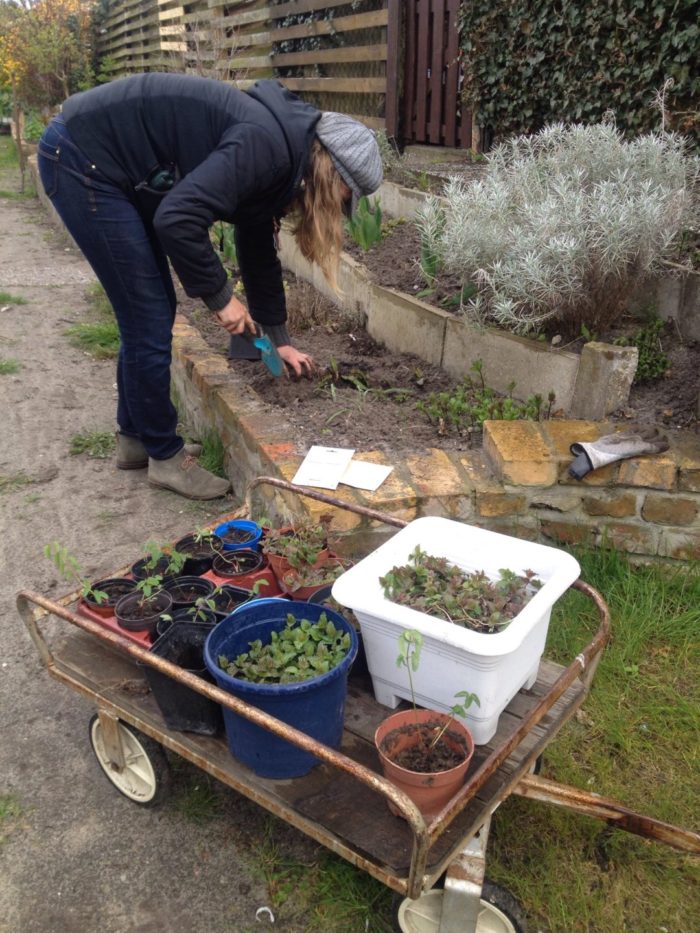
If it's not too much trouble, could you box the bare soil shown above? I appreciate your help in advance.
[179,281,482,453]
[182,254,700,452]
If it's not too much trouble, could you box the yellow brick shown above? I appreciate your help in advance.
[641,495,698,526]
[582,493,637,518]
[618,456,677,490]
[540,420,607,461]
[476,492,527,518]
[483,422,557,487]
[405,449,465,496]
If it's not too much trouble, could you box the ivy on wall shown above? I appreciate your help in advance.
[458,0,699,144]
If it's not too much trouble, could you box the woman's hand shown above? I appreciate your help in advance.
[277,345,315,377]
[215,296,257,336]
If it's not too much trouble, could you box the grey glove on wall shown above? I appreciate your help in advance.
[569,428,669,479]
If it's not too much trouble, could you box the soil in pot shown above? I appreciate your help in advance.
[375,709,475,820]
[162,575,215,609]
[115,590,173,637]
[81,577,136,617]
[210,549,280,595]
[209,585,252,618]
[174,533,223,575]
[215,520,262,552]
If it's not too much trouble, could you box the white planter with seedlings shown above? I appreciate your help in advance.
[332,517,580,744]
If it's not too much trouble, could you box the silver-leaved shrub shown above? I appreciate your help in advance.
[416,121,698,336]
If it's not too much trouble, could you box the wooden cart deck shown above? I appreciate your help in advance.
[45,620,586,892]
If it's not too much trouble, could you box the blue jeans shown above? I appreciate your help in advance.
[37,118,182,460]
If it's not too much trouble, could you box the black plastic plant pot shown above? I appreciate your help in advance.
[83,577,136,617]
[156,605,218,640]
[115,590,173,638]
[210,585,252,619]
[174,533,223,575]
[162,575,215,610]
[211,549,264,578]
[131,555,177,583]
[146,623,223,735]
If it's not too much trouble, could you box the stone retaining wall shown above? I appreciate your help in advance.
[171,315,700,563]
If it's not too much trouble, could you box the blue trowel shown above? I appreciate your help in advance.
[229,327,285,377]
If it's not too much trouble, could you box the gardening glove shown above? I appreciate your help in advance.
[569,428,669,480]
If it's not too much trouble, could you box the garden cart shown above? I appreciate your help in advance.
[17,477,700,933]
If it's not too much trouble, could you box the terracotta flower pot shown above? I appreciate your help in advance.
[80,577,136,617]
[374,709,475,820]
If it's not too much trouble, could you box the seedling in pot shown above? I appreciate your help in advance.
[43,541,108,606]
[391,629,478,771]
[263,515,332,572]
[142,540,187,577]
[381,545,541,634]
[218,612,351,684]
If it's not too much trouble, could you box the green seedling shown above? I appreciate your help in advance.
[43,541,108,605]
[396,629,423,712]
[0,358,20,375]
[346,196,382,250]
[428,690,480,749]
[383,546,541,634]
[218,612,351,684]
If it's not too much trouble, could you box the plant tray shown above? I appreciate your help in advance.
[331,517,580,744]
[76,600,153,649]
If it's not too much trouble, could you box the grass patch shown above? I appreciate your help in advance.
[485,545,700,931]
[197,431,227,478]
[173,776,221,826]
[65,284,120,359]
[0,472,33,493]
[250,817,393,932]
[0,793,22,845]
[0,291,28,306]
[66,320,120,359]
[69,431,116,459]
[0,357,20,374]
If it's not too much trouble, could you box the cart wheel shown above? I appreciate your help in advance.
[393,879,527,933]
[88,714,171,807]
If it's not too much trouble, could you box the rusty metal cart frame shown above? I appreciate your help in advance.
[17,478,700,932]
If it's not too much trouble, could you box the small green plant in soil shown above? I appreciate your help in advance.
[0,357,20,375]
[381,545,541,634]
[282,559,347,592]
[346,195,382,251]
[214,220,237,269]
[417,359,555,436]
[388,629,479,772]
[69,430,115,459]
[43,541,108,605]
[613,316,670,383]
[263,515,332,571]
[218,612,350,684]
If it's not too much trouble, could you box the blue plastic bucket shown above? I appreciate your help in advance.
[204,601,358,778]
[214,519,262,552]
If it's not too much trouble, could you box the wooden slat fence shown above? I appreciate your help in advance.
[98,0,392,133]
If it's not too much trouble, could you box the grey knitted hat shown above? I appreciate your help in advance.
[315,111,383,215]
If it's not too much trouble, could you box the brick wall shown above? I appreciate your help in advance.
[481,421,700,561]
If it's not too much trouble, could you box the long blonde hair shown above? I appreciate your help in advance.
[290,140,345,292]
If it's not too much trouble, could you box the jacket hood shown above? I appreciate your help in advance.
[246,80,321,211]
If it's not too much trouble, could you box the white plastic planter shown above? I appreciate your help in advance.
[332,517,580,744]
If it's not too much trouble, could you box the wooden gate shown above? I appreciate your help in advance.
[400,0,471,148]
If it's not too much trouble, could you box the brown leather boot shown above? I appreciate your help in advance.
[148,448,231,500]
[116,432,202,470]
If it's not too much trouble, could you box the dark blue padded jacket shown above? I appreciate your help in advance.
[62,73,321,324]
